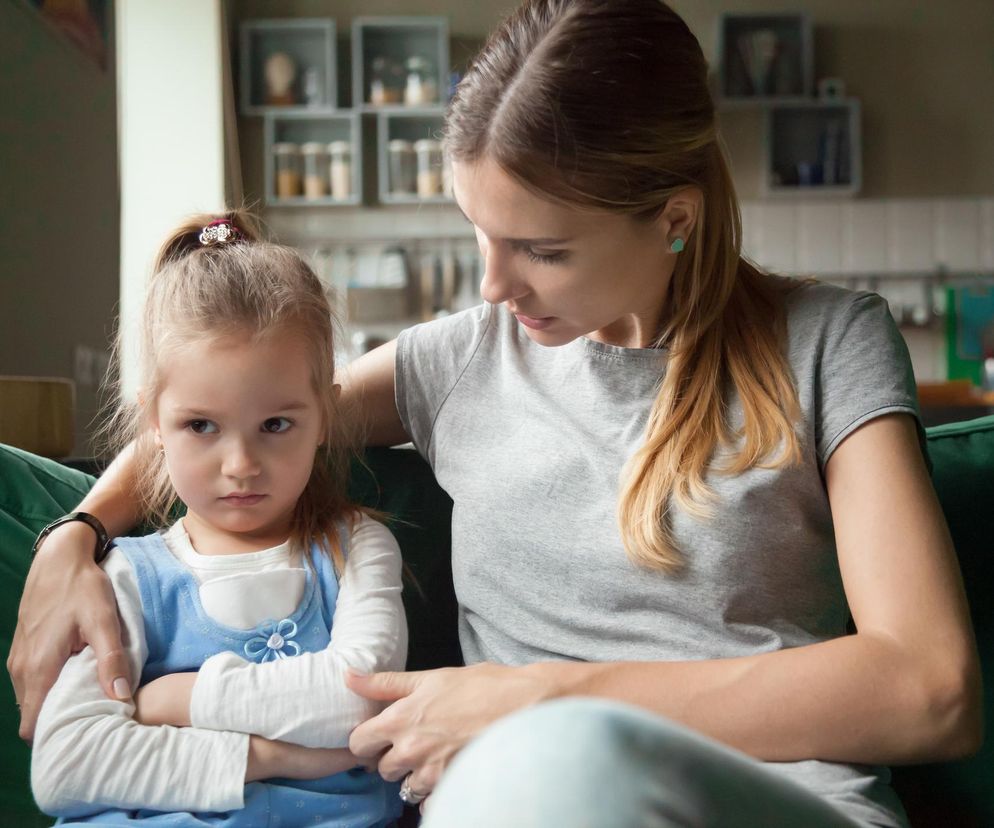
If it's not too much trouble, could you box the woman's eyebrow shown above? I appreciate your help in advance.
[458,204,572,244]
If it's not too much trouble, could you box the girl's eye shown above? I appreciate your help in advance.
[187,420,217,434]
[524,248,567,265]
[262,417,292,434]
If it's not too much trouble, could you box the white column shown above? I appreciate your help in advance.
[116,0,227,397]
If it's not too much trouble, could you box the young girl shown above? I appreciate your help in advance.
[29,213,407,827]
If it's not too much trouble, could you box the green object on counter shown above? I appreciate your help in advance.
[946,287,983,385]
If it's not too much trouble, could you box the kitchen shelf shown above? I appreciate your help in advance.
[376,110,452,205]
[264,111,361,206]
[352,16,449,112]
[240,19,338,115]
[764,99,861,196]
[716,12,813,104]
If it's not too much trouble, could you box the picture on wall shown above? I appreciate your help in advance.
[25,0,110,70]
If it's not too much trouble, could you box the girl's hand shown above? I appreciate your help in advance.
[133,672,196,727]
[7,521,131,742]
[346,663,552,798]
[246,736,370,782]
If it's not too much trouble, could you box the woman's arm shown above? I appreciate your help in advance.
[9,443,143,740]
[177,515,408,748]
[340,339,410,447]
[347,414,982,792]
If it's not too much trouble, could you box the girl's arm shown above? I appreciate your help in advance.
[175,514,408,748]
[9,443,142,741]
[12,339,405,741]
[30,549,249,817]
[347,414,982,792]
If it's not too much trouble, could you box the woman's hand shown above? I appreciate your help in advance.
[346,663,553,798]
[7,521,131,741]
[246,735,369,782]
[134,672,196,727]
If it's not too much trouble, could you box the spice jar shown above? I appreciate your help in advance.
[369,56,402,105]
[415,139,444,198]
[328,141,352,201]
[301,142,330,199]
[404,56,437,106]
[388,139,417,195]
[273,142,302,198]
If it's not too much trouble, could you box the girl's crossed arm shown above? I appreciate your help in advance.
[135,513,408,748]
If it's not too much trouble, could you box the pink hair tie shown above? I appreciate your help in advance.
[198,219,244,246]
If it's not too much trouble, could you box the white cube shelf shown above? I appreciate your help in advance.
[352,17,450,112]
[241,19,338,115]
[376,110,451,205]
[716,12,813,105]
[265,112,361,207]
[764,100,862,197]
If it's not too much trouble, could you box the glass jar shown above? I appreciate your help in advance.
[404,56,437,106]
[388,139,417,195]
[414,139,444,198]
[369,56,402,105]
[273,142,302,198]
[301,142,330,199]
[328,141,352,201]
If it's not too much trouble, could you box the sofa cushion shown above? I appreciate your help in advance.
[0,444,95,826]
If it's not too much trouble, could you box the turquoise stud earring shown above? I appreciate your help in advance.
[669,238,685,254]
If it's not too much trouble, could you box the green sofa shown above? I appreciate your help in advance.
[2,417,991,827]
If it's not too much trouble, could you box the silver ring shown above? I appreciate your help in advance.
[399,773,427,805]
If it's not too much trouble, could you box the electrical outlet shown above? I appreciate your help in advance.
[73,345,95,387]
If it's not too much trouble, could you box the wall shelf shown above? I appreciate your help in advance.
[764,100,862,197]
[376,110,452,205]
[352,17,449,112]
[264,111,361,206]
[716,12,813,104]
[240,19,338,115]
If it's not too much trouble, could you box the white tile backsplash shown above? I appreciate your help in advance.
[935,199,982,271]
[753,203,797,274]
[797,203,843,274]
[981,198,994,271]
[887,200,936,273]
[841,201,889,274]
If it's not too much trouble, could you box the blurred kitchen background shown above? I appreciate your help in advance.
[2,0,993,456]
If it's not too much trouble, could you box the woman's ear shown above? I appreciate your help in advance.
[659,187,702,250]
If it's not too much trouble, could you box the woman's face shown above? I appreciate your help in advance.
[452,156,694,349]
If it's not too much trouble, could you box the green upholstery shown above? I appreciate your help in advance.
[1,418,991,826]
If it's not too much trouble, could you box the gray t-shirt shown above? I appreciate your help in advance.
[396,280,919,827]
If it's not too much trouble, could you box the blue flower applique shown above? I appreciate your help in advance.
[244,618,302,662]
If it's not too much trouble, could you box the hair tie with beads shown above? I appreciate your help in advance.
[199,219,244,246]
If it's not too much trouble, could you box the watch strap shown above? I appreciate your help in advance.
[32,511,113,564]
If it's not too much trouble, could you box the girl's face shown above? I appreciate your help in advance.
[152,332,325,555]
[452,156,697,349]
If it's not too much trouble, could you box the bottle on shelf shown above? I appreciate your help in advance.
[404,56,437,106]
[328,140,352,201]
[388,139,417,195]
[301,142,330,199]
[415,138,444,197]
[273,142,302,198]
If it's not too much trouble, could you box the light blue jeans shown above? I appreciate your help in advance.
[422,698,870,828]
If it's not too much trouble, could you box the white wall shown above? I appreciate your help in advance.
[116,0,228,398]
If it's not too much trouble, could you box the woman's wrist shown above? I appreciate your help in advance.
[33,519,108,562]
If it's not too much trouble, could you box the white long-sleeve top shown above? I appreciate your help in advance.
[31,514,407,818]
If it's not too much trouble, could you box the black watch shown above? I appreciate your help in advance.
[32,511,113,564]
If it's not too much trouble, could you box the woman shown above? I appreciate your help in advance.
[10,1,981,826]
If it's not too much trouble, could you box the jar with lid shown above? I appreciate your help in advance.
[404,56,437,106]
[388,139,417,196]
[301,142,330,199]
[328,141,352,201]
[273,142,302,199]
[369,56,402,105]
[414,139,444,198]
